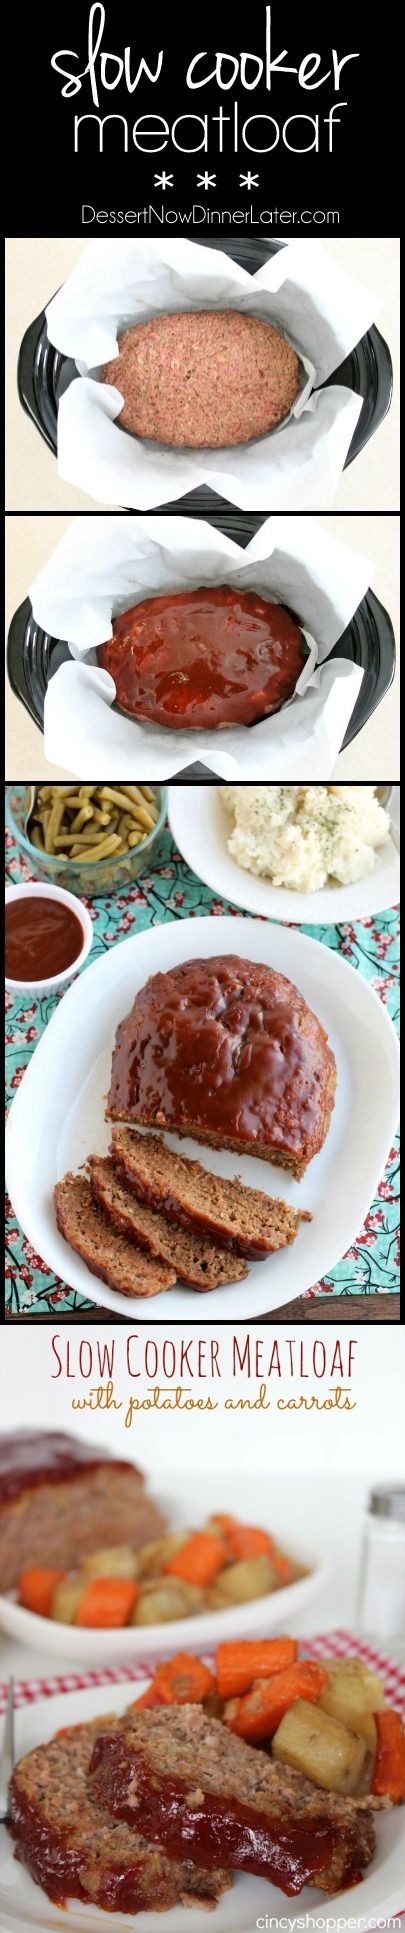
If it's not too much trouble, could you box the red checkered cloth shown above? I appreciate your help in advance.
[1,1629,404,1715]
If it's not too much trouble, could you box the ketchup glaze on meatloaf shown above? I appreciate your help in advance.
[98,588,306,731]
[100,309,301,448]
[106,955,336,1178]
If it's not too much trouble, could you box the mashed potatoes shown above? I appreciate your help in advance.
[221,786,391,893]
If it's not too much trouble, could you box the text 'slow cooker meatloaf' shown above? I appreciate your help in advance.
[98,587,306,731]
[100,309,301,448]
[107,954,336,1178]
[0,1430,165,1593]
[9,1719,230,1914]
[89,1705,378,1896]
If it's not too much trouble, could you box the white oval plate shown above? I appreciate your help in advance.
[168,786,400,925]
[6,914,400,1319]
[0,1533,325,1664]
[0,1678,404,1932]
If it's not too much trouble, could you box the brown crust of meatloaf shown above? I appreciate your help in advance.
[106,954,336,1179]
[54,1173,175,1296]
[110,1127,311,1260]
[89,1705,379,1897]
[0,1432,166,1595]
[88,1154,248,1288]
[100,309,301,450]
[9,1717,230,1914]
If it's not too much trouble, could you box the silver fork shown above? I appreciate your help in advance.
[0,1679,14,1821]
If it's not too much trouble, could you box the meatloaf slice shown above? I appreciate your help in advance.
[88,1154,248,1288]
[106,954,336,1179]
[0,1430,165,1593]
[111,1126,310,1260]
[54,1174,175,1296]
[9,1718,230,1914]
[100,309,301,448]
[89,1705,378,1897]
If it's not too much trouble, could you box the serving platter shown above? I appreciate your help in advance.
[0,1676,404,1932]
[168,785,401,925]
[5,915,400,1319]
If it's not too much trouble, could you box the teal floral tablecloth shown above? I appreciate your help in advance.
[5,823,400,1315]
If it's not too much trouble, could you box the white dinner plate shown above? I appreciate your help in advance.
[168,786,400,924]
[6,915,400,1319]
[0,1678,404,1932]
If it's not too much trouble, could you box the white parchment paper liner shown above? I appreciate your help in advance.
[28,514,373,780]
[45,238,383,511]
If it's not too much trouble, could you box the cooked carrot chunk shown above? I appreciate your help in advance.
[76,1577,138,1628]
[18,1567,66,1619]
[155,1652,216,1705]
[225,1660,328,1742]
[372,1709,405,1801]
[224,1524,275,1562]
[164,1532,226,1589]
[216,1638,297,1700]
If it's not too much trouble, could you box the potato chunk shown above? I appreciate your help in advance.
[51,1577,85,1624]
[82,1545,138,1580]
[132,1578,204,1625]
[319,1659,384,1751]
[207,1554,278,1607]
[136,1532,190,1579]
[272,1697,370,1795]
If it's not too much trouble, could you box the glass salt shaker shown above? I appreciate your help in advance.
[357,1486,405,1641]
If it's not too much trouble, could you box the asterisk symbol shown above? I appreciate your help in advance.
[196,172,217,190]
[154,172,174,190]
[239,172,259,189]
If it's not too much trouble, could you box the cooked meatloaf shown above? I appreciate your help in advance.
[0,1431,165,1594]
[110,1128,310,1260]
[88,1153,249,1287]
[54,1173,175,1296]
[97,588,306,731]
[89,1705,378,1897]
[100,309,301,448]
[106,954,336,1178]
[9,1717,230,1914]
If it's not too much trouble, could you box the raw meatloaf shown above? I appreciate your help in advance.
[100,309,301,448]
[9,1717,230,1914]
[88,1153,249,1288]
[54,1173,175,1297]
[97,588,306,731]
[0,1430,165,1593]
[89,1704,377,1896]
[110,1127,310,1261]
[106,954,336,1179]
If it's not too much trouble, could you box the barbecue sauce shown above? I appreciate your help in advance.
[5,897,83,981]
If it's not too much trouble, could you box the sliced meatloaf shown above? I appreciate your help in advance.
[110,1128,310,1260]
[54,1174,175,1296]
[9,1718,230,1914]
[0,1430,165,1593]
[89,1704,378,1897]
[88,1154,248,1288]
[106,954,336,1179]
[100,309,301,448]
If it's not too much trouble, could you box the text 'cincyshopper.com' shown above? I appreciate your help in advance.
[255,1918,402,1931]
[81,202,341,229]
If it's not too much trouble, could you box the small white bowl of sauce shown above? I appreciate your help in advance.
[5,884,93,994]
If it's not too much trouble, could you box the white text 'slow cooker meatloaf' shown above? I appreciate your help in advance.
[97,588,307,732]
[9,1718,230,1914]
[100,309,301,448]
[89,1705,378,1896]
[106,954,336,1179]
[0,1431,165,1593]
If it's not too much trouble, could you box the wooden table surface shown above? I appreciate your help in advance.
[5,1294,401,1324]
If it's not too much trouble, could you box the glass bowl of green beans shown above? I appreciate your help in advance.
[5,785,168,899]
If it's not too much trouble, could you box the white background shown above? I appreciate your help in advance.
[1,1325,404,1675]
